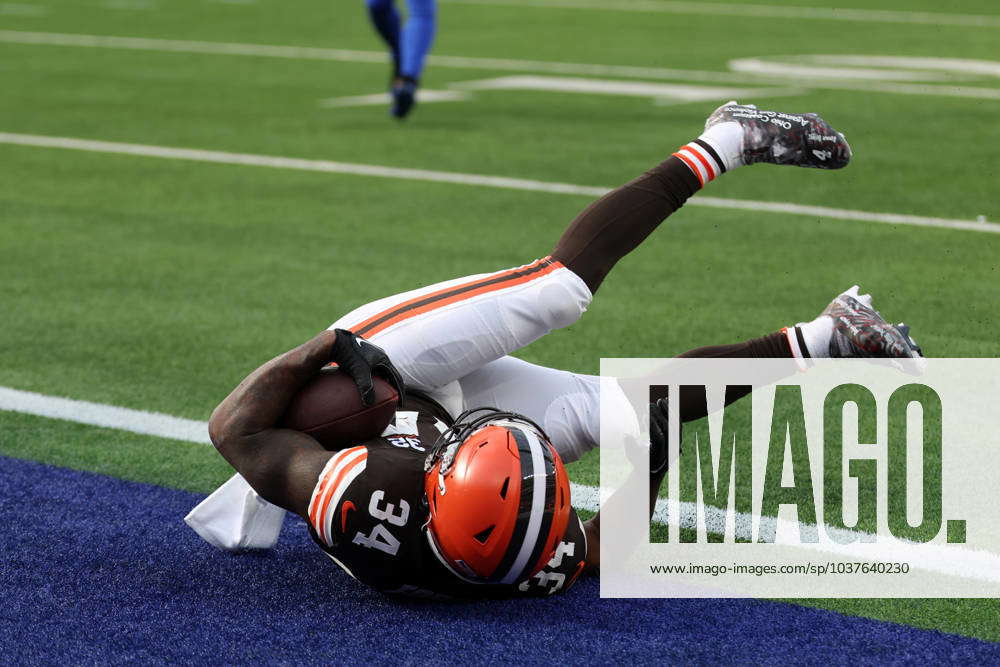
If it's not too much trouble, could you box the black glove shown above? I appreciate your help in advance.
[330,329,405,407]
[649,398,670,476]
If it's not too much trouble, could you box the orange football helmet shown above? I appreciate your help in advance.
[423,408,572,585]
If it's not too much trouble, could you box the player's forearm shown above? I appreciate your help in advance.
[208,330,337,446]
[582,466,666,575]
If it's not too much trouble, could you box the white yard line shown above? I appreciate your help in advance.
[320,89,471,108]
[0,30,757,84]
[102,0,156,10]
[451,74,802,102]
[2,131,995,233]
[0,3,47,16]
[4,384,1000,584]
[318,77,800,109]
[3,31,999,100]
[441,0,1000,29]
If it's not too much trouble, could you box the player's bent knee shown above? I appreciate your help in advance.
[534,274,591,332]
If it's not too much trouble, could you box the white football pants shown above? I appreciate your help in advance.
[328,256,613,464]
[187,257,632,550]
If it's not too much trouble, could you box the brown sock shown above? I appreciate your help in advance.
[551,157,700,294]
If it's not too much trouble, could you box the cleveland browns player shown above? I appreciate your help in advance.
[200,102,923,599]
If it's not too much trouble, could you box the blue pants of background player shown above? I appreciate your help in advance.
[365,0,436,117]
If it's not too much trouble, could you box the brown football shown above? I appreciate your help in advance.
[281,368,399,450]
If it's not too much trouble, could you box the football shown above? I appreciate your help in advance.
[281,368,399,450]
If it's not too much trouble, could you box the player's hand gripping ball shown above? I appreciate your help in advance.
[281,330,405,450]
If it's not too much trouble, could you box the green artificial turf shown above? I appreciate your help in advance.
[1,0,998,646]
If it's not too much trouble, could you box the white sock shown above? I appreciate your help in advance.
[786,286,872,359]
[783,317,833,360]
[698,121,745,172]
[798,317,834,358]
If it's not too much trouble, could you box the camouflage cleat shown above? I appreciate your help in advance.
[823,286,922,359]
[704,101,852,169]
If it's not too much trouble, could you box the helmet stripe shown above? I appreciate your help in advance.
[498,425,554,585]
[491,427,533,581]
[523,443,557,578]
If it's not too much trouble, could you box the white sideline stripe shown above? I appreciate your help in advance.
[3,385,997,583]
[441,0,1000,29]
[0,386,212,445]
[2,131,996,234]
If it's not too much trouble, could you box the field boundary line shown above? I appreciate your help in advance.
[0,385,211,444]
[2,132,996,233]
[5,384,1000,585]
[440,0,1000,29]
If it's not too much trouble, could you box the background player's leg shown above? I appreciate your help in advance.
[365,0,401,77]
[399,0,436,81]
[390,0,436,117]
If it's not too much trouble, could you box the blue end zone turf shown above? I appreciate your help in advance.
[2,456,997,664]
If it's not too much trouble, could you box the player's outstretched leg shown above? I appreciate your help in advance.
[665,285,923,421]
[552,101,852,293]
[678,286,921,364]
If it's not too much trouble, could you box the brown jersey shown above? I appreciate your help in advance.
[306,395,587,599]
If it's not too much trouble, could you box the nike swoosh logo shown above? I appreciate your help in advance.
[340,501,356,533]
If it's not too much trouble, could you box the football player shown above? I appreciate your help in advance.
[198,102,922,598]
[364,0,436,118]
